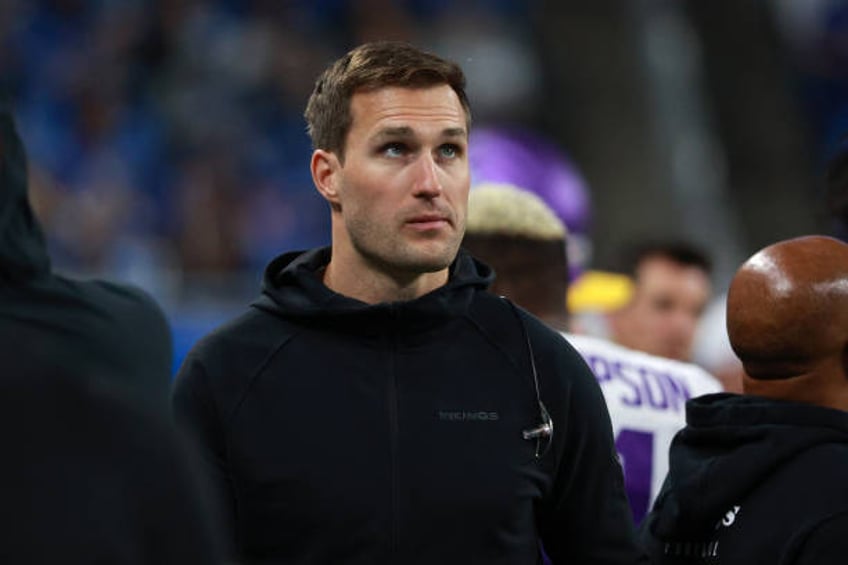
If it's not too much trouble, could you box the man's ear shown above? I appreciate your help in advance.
[312,149,342,207]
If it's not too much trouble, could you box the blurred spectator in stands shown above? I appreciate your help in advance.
[170,149,244,276]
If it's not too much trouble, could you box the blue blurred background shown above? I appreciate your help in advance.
[3,0,846,373]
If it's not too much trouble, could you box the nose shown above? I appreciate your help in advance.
[411,152,443,198]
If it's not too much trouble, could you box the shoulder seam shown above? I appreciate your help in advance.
[463,294,525,375]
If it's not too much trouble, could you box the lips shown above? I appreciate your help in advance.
[405,213,451,230]
[408,214,448,223]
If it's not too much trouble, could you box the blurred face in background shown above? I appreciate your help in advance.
[611,255,711,361]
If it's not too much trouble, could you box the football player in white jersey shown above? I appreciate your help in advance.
[608,240,713,363]
[463,183,722,522]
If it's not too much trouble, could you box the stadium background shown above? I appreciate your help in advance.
[2,0,845,372]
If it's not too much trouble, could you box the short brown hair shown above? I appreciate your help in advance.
[622,241,712,279]
[304,41,471,159]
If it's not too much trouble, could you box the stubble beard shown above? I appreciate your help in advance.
[347,213,463,278]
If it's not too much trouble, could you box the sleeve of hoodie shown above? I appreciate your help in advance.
[533,327,647,564]
[172,350,239,555]
[788,510,848,565]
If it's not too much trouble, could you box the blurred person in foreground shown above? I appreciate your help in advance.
[639,235,848,563]
[0,352,225,563]
[173,41,645,564]
[0,98,222,561]
[462,183,721,525]
[608,241,713,363]
[0,96,173,409]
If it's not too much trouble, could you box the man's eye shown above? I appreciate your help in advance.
[439,144,460,159]
[652,297,674,313]
[382,143,406,157]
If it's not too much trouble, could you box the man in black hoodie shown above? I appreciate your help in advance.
[0,95,173,407]
[639,235,848,563]
[173,41,645,564]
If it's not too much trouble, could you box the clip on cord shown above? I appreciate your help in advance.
[504,298,554,459]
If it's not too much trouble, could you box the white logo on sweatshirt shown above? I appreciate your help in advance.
[662,505,741,560]
[718,505,741,528]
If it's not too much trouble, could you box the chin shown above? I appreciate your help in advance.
[665,349,689,362]
[399,251,456,274]
[407,256,454,273]
[401,242,460,272]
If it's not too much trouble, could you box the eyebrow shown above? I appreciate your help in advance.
[373,126,467,141]
[442,127,467,139]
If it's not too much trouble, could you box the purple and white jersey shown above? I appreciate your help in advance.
[563,333,722,523]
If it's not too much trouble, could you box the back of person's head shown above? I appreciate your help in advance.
[727,235,848,409]
[0,92,51,282]
[462,182,570,330]
[304,41,470,159]
[609,239,713,361]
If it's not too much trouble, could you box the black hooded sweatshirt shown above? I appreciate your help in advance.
[173,247,646,564]
[0,98,172,408]
[639,393,848,564]
[0,351,226,563]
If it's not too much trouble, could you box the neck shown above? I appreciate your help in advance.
[322,256,449,304]
[743,358,848,412]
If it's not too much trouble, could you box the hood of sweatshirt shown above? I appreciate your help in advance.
[0,95,50,283]
[252,246,494,333]
[649,393,848,539]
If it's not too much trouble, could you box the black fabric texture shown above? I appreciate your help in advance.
[640,393,848,564]
[0,353,225,563]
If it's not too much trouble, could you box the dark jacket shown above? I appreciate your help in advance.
[0,354,225,563]
[173,247,644,565]
[640,393,848,564]
[0,97,172,408]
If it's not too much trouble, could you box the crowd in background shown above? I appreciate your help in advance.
[3,0,848,371]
